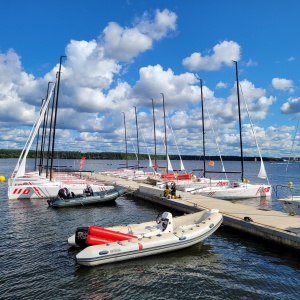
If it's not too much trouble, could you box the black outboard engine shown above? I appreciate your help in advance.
[47,197,57,206]
[75,226,90,249]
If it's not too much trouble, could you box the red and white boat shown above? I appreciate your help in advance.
[67,209,223,266]
[192,181,271,199]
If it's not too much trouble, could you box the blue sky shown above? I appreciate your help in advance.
[1,0,300,158]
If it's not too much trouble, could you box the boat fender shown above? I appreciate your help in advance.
[88,226,137,241]
[86,235,114,246]
[244,216,253,222]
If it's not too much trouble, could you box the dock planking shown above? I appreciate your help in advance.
[83,172,300,251]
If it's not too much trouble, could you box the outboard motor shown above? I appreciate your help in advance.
[156,212,173,232]
[47,197,57,206]
[75,226,90,249]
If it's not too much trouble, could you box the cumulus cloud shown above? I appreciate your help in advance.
[0,49,42,124]
[135,9,177,40]
[272,78,294,93]
[182,41,241,71]
[216,81,227,89]
[0,9,179,150]
[206,79,275,126]
[0,9,292,157]
[101,9,177,62]
[131,64,197,102]
[280,97,300,114]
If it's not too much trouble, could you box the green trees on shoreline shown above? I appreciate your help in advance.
[0,149,282,161]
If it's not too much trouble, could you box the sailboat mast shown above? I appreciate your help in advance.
[50,55,66,180]
[122,112,128,169]
[151,99,157,172]
[42,82,52,176]
[161,93,168,173]
[233,60,244,182]
[34,99,44,171]
[39,81,52,175]
[133,106,140,169]
[38,99,47,175]
[199,78,206,178]
[46,82,56,178]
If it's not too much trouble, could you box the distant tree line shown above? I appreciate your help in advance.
[0,149,283,161]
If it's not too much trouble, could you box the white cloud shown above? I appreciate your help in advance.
[280,97,300,114]
[0,9,295,157]
[0,49,43,124]
[246,58,257,67]
[131,64,199,109]
[135,9,177,40]
[216,81,227,89]
[182,41,241,71]
[272,77,294,93]
[101,9,177,62]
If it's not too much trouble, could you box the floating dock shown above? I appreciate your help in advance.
[84,172,300,251]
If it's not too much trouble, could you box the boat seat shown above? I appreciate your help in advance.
[145,225,160,231]
[133,227,162,238]
[174,224,194,231]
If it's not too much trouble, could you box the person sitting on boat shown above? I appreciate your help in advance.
[84,184,94,196]
[58,187,71,199]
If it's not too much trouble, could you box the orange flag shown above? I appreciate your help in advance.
[79,157,86,169]
[209,160,215,166]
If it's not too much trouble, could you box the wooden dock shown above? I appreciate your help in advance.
[85,172,300,251]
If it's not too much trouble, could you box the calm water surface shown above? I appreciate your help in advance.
[0,158,300,300]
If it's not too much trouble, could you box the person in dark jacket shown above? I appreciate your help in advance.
[170,182,176,198]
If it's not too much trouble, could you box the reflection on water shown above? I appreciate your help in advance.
[236,196,272,211]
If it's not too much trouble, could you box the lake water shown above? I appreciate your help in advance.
[0,158,300,300]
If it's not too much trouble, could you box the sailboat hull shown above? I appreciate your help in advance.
[194,183,271,199]
[8,183,115,200]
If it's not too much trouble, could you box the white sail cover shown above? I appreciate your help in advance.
[167,155,173,172]
[180,159,185,171]
[258,161,267,179]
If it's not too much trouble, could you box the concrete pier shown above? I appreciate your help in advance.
[85,172,300,251]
